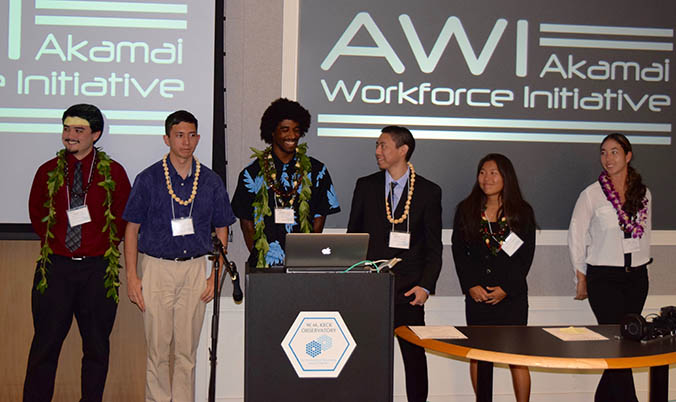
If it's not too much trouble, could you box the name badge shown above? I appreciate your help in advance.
[275,208,295,224]
[623,237,640,253]
[501,232,524,257]
[171,217,195,237]
[389,231,410,249]
[66,205,91,227]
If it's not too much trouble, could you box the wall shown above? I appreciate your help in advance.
[0,241,145,402]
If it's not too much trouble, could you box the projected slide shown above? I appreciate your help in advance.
[294,0,675,229]
[1,0,215,224]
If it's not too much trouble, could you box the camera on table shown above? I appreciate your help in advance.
[621,306,676,341]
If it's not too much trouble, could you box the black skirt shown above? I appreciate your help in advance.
[465,293,528,326]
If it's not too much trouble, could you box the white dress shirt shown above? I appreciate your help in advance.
[568,181,652,276]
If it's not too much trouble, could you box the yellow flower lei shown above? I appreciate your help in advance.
[385,162,415,224]
[162,154,200,206]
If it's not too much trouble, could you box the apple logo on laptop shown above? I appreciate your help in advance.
[321,247,332,255]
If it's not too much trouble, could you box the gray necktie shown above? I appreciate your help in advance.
[65,161,83,252]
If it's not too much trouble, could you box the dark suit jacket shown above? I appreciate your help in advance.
[347,170,442,304]
[451,208,536,299]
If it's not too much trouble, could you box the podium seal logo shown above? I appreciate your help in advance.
[281,311,356,378]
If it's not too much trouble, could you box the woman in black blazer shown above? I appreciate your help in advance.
[452,153,536,402]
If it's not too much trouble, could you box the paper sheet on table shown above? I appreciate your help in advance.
[543,326,608,341]
[409,325,468,340]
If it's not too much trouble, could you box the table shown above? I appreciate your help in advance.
[395,325,676,402]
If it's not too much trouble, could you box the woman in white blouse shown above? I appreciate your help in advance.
[568,133,651,402]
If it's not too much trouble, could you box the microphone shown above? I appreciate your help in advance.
[210,234,244,302]
[229,263,243,302]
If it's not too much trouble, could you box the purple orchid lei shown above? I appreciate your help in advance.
[598,171,648,238]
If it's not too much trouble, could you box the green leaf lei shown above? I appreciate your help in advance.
[37,148,122,302]
[250,143,312,268]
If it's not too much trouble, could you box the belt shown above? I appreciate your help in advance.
[53,254,105,261]
[623,264,647,273]
[588,263,648,273]
[622,257,651,272]
[147,253,206,262]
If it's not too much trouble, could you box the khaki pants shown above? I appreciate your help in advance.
[141,254,207,402]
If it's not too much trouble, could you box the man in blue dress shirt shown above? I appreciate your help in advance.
[123,110,236,402]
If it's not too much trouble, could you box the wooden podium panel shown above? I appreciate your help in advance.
[245,272,394,402]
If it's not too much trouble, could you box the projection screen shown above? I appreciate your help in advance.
[288,0,675,230]
[1,0,215,224]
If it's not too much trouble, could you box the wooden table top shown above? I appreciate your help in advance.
[395,325,676,370]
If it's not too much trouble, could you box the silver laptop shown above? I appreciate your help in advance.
[284,233,370,272]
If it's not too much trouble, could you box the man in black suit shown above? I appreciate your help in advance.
[347,125,442,402]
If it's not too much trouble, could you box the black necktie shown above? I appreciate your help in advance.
[65,161,83,252]
[389,182,398,209]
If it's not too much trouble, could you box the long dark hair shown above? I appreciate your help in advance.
[601,133,647,217]
[454,153,535,242]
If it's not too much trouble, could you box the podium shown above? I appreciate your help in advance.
[245,271,394,402]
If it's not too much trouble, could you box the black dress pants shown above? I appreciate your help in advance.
[23,255,118,402]
[587,265,649,402]
[394,303,428,402]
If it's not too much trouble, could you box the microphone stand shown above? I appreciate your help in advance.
[207,239,242,402]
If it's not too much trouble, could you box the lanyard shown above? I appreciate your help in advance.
[170,173,196,219]
[66,150,96,210]
[273,165,298,208]
[487,220,498,243]
[486,215,505,244]
[389,175,410,234]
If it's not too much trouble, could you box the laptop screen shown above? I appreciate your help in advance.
[284,233,370,271]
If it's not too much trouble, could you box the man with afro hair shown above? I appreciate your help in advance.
[232,98,341,268]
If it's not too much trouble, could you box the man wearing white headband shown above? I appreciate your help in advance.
[24,104,131,402]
